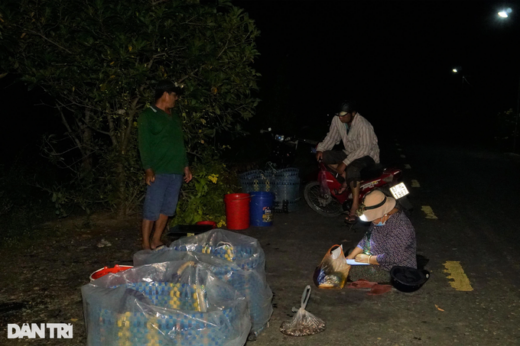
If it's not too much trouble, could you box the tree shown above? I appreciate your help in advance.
[0,0,260,216]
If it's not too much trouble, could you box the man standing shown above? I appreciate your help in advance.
[138,80,193,250]
[315,100,379,224]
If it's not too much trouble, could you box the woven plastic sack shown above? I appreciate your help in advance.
[313,245,351,289]
[280,285,325,336]
[318,167,331,198]
[82,261,250,346]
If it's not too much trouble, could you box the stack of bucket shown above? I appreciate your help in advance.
[224,192,273,230]
[273,168,300,213]
[225,168,300,230]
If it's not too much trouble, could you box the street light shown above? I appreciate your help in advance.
[497,8,519,153]
[498,8,512,18]
[451,68,472,86]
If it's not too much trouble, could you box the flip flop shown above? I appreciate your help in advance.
[152,244,166,251]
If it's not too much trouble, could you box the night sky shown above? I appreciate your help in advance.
[1,0,519,164]
[236,0,520,141]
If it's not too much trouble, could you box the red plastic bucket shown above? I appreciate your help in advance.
[224,193,251,230]
[89,265,133,282]
[196,220,217,228]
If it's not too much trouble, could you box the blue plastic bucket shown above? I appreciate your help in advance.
[250,192,274,227]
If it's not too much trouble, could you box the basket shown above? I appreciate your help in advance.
[239,170,275,194]
[274,168,299,180]
[91,282,237,346]
[171,243,262,271]
[89,265,133,282]
[134,250,271,336]
[273,179,300,202]
[167,230,273,334]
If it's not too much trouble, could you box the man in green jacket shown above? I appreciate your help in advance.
[138,80,193,250]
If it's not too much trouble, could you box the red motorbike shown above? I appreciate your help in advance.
[303,157,411,217]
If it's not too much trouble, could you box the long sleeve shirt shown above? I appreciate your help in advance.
[316,114,380,166]
[137,106,188,174]
[356,210,417,271]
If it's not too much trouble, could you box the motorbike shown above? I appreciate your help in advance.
[259,128,412,218]
[303,151,412,218]
[259,128,301,169]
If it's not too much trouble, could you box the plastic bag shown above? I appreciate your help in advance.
[134,229,273,335]
[313,244,351,289]
[280,285,325,336]
[82,261,251,346]
[318,168,331,198]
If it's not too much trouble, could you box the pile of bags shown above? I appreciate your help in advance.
[82,230,273,346]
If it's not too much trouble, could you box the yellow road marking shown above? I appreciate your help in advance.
[443,261,474,291]
[421,206,438,219]
[400,154,406,158]
[411,180,420,187]
[404,164,411,169]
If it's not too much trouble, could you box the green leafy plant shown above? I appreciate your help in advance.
[0,0,260,217]
[173,159,240,227]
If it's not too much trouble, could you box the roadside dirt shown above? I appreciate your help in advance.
[0,213,141,345]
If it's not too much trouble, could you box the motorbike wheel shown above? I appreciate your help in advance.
[304,181,343,217]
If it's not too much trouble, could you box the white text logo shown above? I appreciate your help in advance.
[7,323,73,339]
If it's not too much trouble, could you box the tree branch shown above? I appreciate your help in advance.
[151,0,170,6]
[55,103,83,151]
[216,33,232,59]
[25,29,74,55]
[106,112,118,147]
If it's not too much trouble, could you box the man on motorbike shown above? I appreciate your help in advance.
[315,100,380,224]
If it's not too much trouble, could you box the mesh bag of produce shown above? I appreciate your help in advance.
[280,285,325,337]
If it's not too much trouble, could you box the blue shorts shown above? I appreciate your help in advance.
[143,174,183,221]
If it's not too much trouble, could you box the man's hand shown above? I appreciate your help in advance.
[336,162,347,175]
[315,151,323,162]
[184,166,193,183]
[145,169,155,186]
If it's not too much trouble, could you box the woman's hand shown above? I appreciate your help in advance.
[346,246,363,260]
[355,253,371,264]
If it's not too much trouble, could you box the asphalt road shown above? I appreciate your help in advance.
[241,139,520,346]
[3,137,518,346]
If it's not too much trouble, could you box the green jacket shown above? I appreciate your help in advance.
[137,106,188,174]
